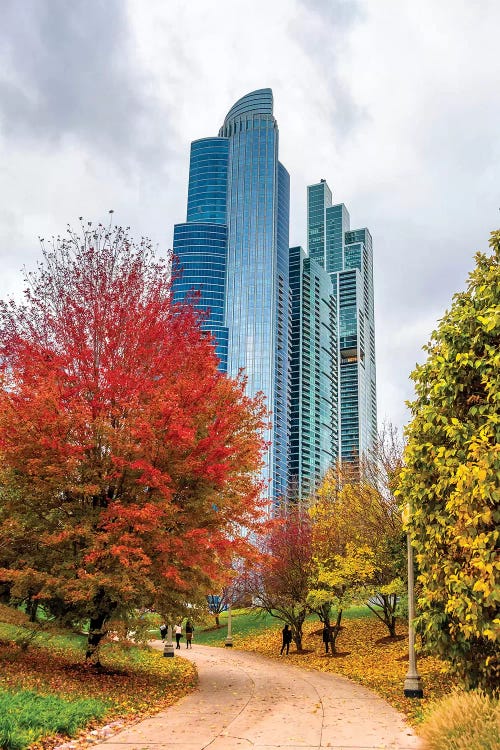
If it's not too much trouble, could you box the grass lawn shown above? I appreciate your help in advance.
[0,607,196,750]
[0,603,456,747]
[192,605,373,646]
[0,690,107,750]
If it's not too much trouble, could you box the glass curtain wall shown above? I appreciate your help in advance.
[289,246,337,497]
[173,90,291,508]
[307,180,377,466]
[219,89,290,507]
[173,137,230,370]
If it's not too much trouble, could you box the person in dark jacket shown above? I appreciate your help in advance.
[322,624,331,653]
[185,620,194,648]
[159,623,167,641]
[280,624,292,655]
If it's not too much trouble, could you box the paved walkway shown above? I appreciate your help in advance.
[91,642,422,750]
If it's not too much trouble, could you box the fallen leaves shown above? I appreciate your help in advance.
[234,616,454,723]
[0,623,197,750]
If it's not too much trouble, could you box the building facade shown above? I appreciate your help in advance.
[173,91,377,504]
[289,246,338,496]
[173,89,291,507]
[306,180,377,464]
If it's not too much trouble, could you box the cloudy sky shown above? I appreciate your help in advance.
[1,0,499,432]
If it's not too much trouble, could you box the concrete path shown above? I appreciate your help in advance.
[91,642,422,750]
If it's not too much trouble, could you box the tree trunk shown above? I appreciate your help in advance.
[367,594,398,637]
[215,614,220,627]
[388,615,396,637]
[85,612,108,664]
[291,609,307,652]
[320,602,331,627]
[85,588,118,663]
[329,609,343,653]
[0,584,12,604]
[26,598,39,623]
[383,594,398,637]
[293,629,303,651]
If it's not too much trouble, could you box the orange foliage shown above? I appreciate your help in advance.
[0,224,267,650]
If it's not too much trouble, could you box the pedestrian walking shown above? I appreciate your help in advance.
[280,623,292,655]
[185,620,194,648]
[174,622,182,649]
[159,623,167,641]
[322,624,331,654]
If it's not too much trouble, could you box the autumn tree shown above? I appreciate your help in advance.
[207,562,252,628]
[0,221,266,661]
[361,423,407,637]
[308,467,376,652]
[249,505,312,652]
[398,230,500,692]
[207,588,232,629]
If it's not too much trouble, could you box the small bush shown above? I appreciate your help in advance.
[420,689,499,750]
[0,689,108,750]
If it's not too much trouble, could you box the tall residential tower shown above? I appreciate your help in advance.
[173,90,377,504]
[307,179,377,463]
[172,89,291,506]
[289,245,338,496]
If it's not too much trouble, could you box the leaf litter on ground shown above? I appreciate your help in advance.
[0,619,196,750]
[234,615,453,723]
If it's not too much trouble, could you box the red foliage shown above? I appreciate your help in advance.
[248,506,313,650]
[263,508,313,602]
[0,223,266,633]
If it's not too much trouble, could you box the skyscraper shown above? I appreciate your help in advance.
[289,246,338,497]
[173,91,377,504]
[306,180,377,464]
[173,89,291,507]
[172,138,230,369]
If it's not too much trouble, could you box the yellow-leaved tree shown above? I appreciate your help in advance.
[308,468,376,652]
[398,230,500,693]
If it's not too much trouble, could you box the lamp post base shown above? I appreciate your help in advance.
[404,675,424,698]
[163,643,175,657]
[225,604,233,647]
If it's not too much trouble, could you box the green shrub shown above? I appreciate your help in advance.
[398,232,500,692]
[0,689,108,750]
[420,690,499,750]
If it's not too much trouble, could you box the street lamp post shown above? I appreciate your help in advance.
[404,527,423,697]
[163,624,174,658]
[225,604,233,647]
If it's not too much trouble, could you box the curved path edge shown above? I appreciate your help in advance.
[88,641,423,750]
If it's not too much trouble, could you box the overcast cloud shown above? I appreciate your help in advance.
[1,0,499,432]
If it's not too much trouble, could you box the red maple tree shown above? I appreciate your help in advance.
[248,506,313,651]
[0,221,266,659]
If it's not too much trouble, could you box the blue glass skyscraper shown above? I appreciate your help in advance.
[173,90,290,507]
[173,137,229,368]
[173,91,377,501]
